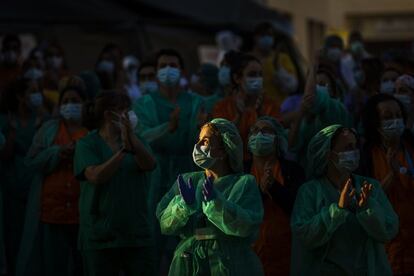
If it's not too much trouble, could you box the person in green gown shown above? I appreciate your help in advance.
[74,91,157,276]
[291,124,398,276]
[289,55,353,169]
[0,77,49,275]
[132,49,205,272]
[157,118,264,276]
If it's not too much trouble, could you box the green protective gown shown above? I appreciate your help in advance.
[291,88,353,169]
[15,119,62,276]
[291,174,399,276]
[0,113,39,275]
[157,171,264,276]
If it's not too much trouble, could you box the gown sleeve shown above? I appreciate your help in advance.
[202,175,263,237]
[291,181,350,249]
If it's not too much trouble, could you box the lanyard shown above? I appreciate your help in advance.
[404,148,414,177]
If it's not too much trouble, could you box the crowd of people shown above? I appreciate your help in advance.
[0,21,413,276]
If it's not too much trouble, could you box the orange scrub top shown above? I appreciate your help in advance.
[41,121,87,224]
[371,143,414,275]
[251,160,291,276]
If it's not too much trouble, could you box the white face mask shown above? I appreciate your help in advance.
[192,144,218,169]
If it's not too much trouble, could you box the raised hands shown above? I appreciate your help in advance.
[202,175,215,202]
[338,178,356,209]
[338,178,374,209]
[178,174,195,205]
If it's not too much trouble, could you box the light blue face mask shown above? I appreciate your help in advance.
[60,103,82,121]
[218,66,231,86]
[29,92,43,108]
[258,35,274,50]
[316,84,330,96]
[350,41,364,55]
[381,118,405,138]
[192,144,217,169]
[326,48,342,63]
[380,81,395,94]
[140,81,159,94]
[248,132,276,156]
[157,66,181,87]
[97,60,115,73]
[24,68,43,80]
[334,149,360,173]
[245,77,263,95]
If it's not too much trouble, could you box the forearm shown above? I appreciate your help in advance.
[85,150,125,185]
[129,134,156,171]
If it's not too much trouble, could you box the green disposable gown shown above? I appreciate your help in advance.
[291,88,353,169]
[291,174,399,276]
[157,171,264,276]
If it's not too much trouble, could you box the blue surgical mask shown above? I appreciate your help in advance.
[24,68,43,80]
[218,66,231,86]
[381,118,405,138]
[350,41,364,55]
[140,81,158,95]
[157,66,181,87]
[326,48,342,62]
[334,150,360,172]
[60,103,82,121]
[97,60,115,73]
[29,92,43,108]
[380,81,395,94]
[258,35,274,50]
[248,132,276,156]
[192,144,217,169]
[245,77,263,95]
[316,84,330,96]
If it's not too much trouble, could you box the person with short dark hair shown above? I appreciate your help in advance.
[212,53,280,164]
[132,48,204,273]
[74,91,156,276]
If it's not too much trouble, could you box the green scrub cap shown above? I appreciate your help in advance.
[210,118,243,173]
[306,124,343,178]
[256,116,288,155]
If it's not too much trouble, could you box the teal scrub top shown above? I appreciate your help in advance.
[74,130,154,250]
